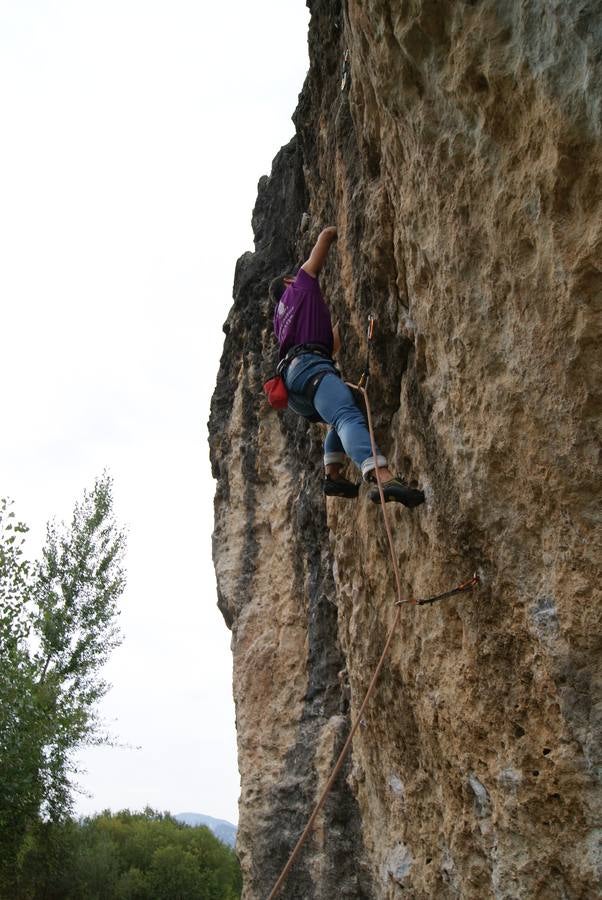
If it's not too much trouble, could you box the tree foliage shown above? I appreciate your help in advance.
[0,476,126,892]
[14,810,242,900]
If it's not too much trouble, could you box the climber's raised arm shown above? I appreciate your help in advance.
[301,226,338,278]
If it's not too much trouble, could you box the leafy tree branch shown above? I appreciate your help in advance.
[0,474,126,893]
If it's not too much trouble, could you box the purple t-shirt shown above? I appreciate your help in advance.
[273,269,333,360]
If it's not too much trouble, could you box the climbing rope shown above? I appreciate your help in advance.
[266,318,479,900]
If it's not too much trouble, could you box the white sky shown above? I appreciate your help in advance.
[0,0,310,825]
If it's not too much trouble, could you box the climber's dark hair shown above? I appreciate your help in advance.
[269,273,294,303]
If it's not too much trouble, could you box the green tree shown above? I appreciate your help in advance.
[148,844,207,899]
[0,475,126,893]
[114,865,149,900]
[0,498,41,875]
[15,810,241,900]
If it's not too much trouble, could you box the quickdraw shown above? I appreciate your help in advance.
[415,573,480,606]
[357,313,375,389]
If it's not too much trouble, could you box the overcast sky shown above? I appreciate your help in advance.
[0,0,310,825]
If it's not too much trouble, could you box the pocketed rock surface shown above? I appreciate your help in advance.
[208,2,601,898]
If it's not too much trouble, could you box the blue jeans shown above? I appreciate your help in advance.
[285,353,387,479]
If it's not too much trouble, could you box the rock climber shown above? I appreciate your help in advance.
[270,225,425,507]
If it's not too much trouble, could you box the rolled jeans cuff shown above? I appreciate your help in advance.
[361,454,388,480]
[324,451,346,466]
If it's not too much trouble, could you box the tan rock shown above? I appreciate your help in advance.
[209,2,601,897]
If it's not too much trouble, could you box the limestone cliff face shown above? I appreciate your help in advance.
[209,2,601,898]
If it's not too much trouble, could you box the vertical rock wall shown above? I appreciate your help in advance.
[209,2,601,897]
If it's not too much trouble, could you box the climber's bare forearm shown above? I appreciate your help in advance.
[302,226,338,278]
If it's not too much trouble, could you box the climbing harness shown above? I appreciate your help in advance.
[263,343,338,418]
[278,342,334,374]
[266,317,480,900]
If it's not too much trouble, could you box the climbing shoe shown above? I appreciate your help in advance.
[323,476,360,499]
[368,477,425,508]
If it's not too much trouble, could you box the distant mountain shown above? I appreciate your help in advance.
[175,812,237,848]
